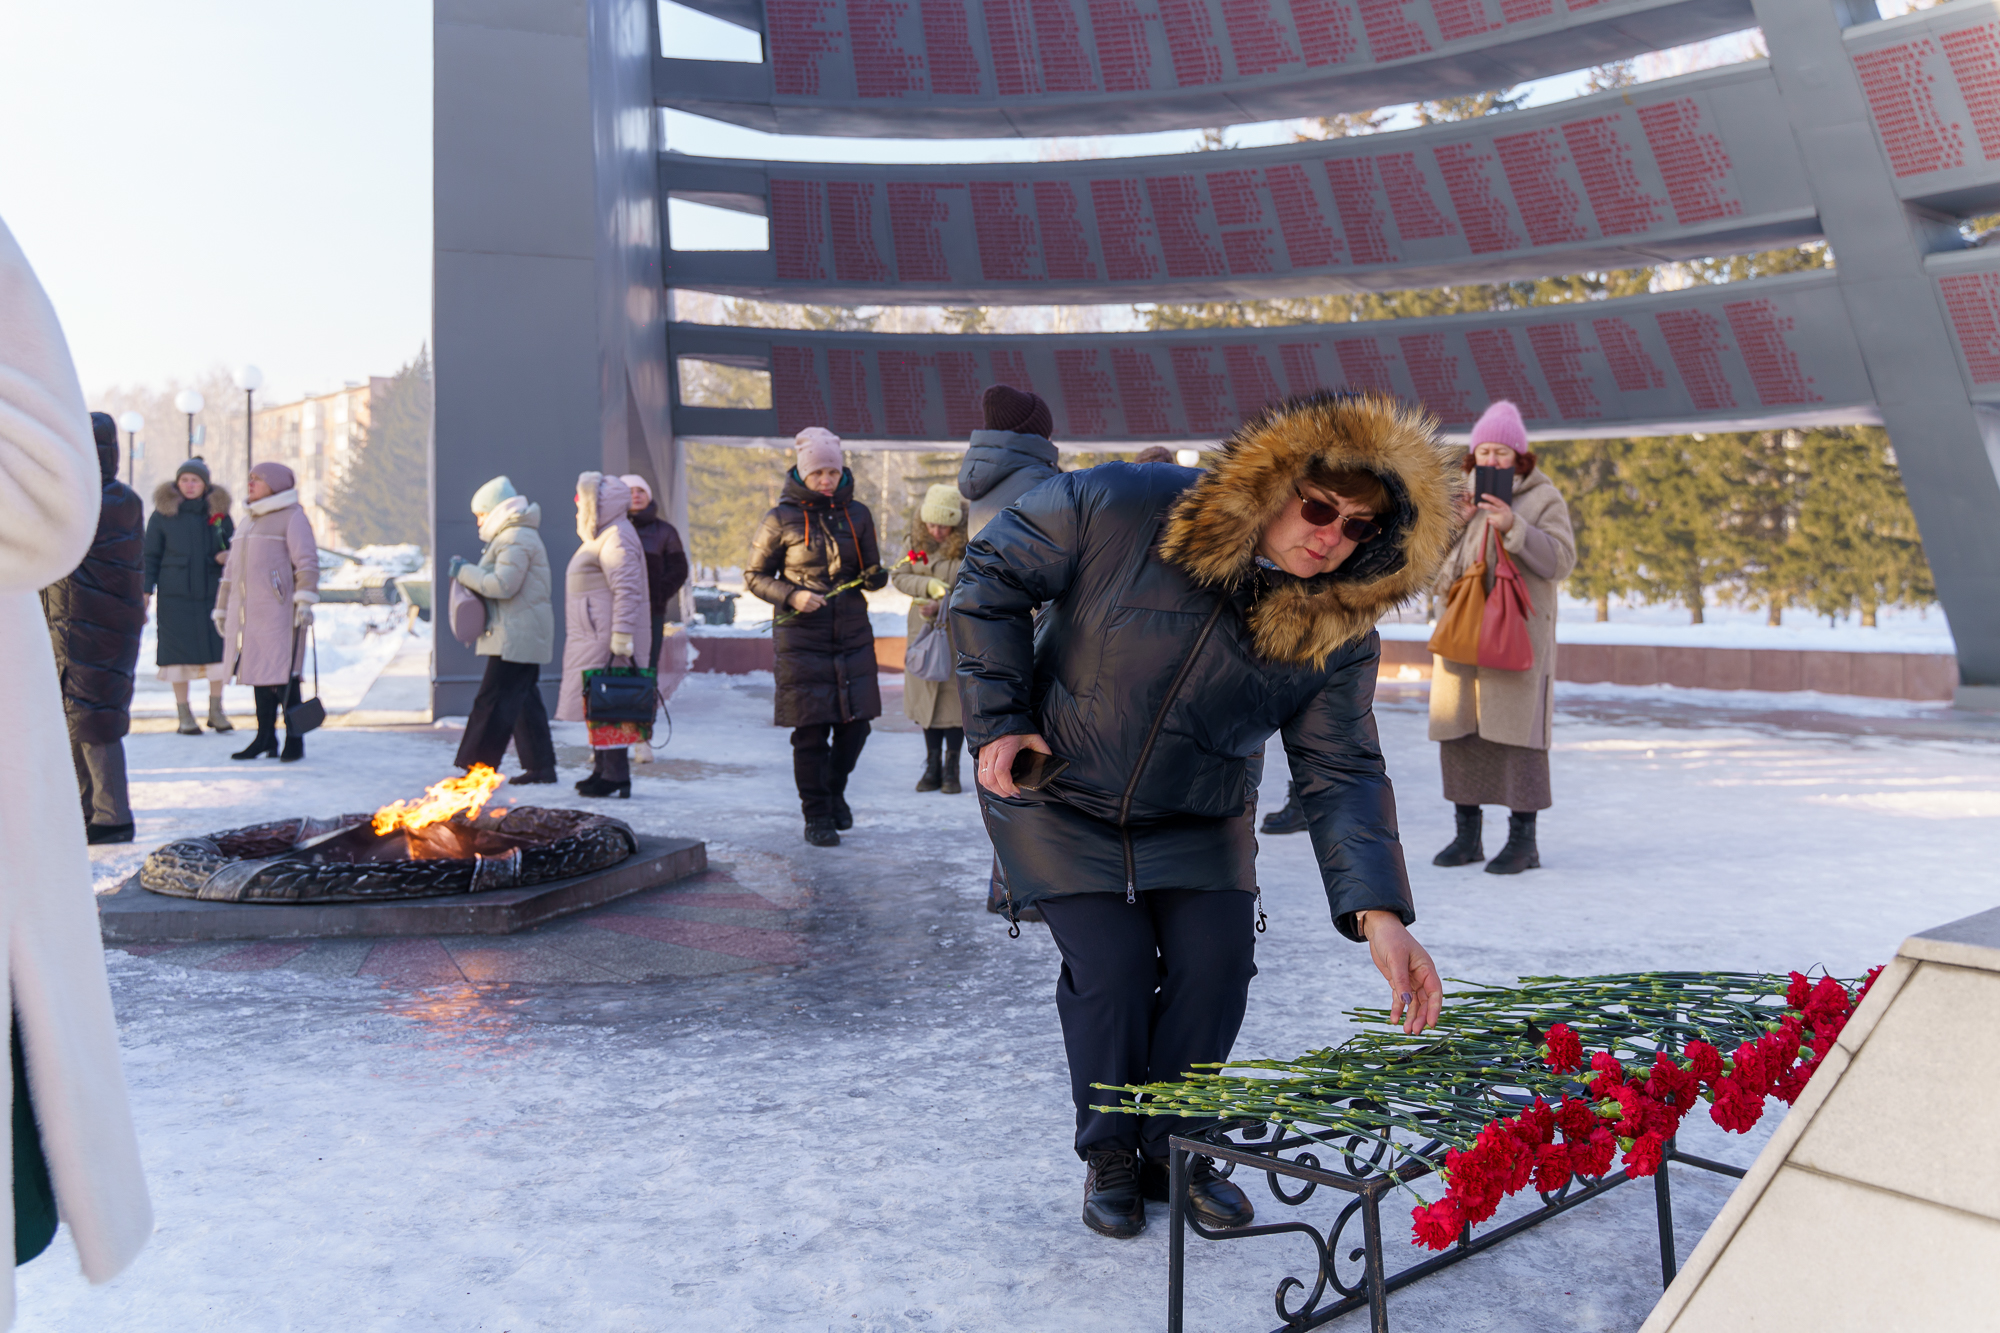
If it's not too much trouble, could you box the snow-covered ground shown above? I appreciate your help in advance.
[27,678,2000,1331]
[1380,595,1955,655]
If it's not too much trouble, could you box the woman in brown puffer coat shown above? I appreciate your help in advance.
[890,483,966,794]
[1427,400,1576,876]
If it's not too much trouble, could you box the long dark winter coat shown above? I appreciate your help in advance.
[951,393,1461,932]
[745,468,888,728]
[629,500,690,622]
[41,423,145,745]
[957,429,1061,537]
[143,480,232,666]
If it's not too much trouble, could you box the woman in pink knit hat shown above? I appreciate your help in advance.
[1427,400,1575,874]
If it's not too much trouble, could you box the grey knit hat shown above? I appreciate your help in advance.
[175,457,211,483]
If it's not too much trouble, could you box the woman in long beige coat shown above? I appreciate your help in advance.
[556,471,648,798]
[1428,400,1575,875]
[215,460,320,763]
[890,483,967,793]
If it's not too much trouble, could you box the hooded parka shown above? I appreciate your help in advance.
[143,478,232,667]
[1427,466,1576,751]
[216,489,319,686]
[454,496,554,665]
[41,422,145,745]
[951,393,1461,932]
[0,211,152,1316]
[957,429,1061,537]
[555,473,649,722]
[745,468,888,728]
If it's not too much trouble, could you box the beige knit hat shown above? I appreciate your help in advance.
[919,483,965,526]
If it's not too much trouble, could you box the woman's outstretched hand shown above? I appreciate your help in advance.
[975,731,1050,799]
[1357,912,1444,1035]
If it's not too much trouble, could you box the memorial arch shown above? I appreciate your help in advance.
[434,0,2000,713]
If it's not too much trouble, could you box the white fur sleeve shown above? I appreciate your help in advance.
[0,215,97,594]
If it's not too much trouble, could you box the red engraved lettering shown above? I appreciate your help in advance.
[888,182,963,283]
[1169,346,1231,432]
[1034,0,1098,92]
[767,0,842,96]
[1090,179,1158,280]
[1334,337,1397,394]
[829,349,876,434]
[1264,164,1340,268]
[1356,0,1433,62]
[1222,0,1302,76]
[851,0,924,98]
[772,345,826,436]
[879,350,933,435]
[1398,334,1472,421]
[1326,157,1397,264]
[1525,323,1601,420]
[1654,309,1737,412]
[1466,329,1550,418]
[921,0,983,94]
[1939,271,2000,382]
[1377,151,1456,240]
[1208,170,1277,274]
[1036,181,1100,280]
[1088,0,1154,91]
[1293,0,1358,67]
[1224,345,1283,415]
[1145,175,1225,278]
[1432,0,1495,44]
[827,181,890,282]
[991,349,1036,394]
[1499,0,1552,20]
[985,0,1041,95]
[1941,24,2000,162]
[1635,99,1745,225]
[1159,0,1225,86]
[936,350,986,433]
[1434,143,1521,254]
[1723,299,1821,406]
[972,181,1036,282]
[770,179,827,281]
[1115,348,1174,434]
[1278,343,1328,394]
[1562,113,1664,237]
[1055,348,1114,436]
[1494,127,1586,246]
[1591,317,1666,391]
[1854,39,1965,177]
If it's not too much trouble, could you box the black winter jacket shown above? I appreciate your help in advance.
[42,430,146,744]
[745,469,888,728]
[957,429,1060,536]
[629,501,690,623]
[950,393,1461,935]
[143,480,233,666]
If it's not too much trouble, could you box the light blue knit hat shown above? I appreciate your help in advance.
[470,475,518,516]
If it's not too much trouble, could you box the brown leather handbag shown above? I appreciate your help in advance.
[1478,532,1536,671]
[1428,534,1487,666]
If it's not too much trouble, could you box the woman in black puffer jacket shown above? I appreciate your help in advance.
[951,392,1459,1243]
[142,457,234,734]
[744,428,887,846]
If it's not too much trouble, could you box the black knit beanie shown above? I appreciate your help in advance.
[982,384,1053,440]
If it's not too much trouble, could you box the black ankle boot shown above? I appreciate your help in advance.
[915,729,943,792]
[1140,1154,1255,1229]
[804,819,840,847]
[831,792,853,830]
[1486,811,1541,874]
[279,734,305,763]
[512,768,556,785]
[1433,804,1485,866]
[1260,782,1307,835]
[231,733,278,761]
[1082,1149,1145,1239]
[940,728,963,794]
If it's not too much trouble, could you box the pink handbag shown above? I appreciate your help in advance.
[448,578,487,647]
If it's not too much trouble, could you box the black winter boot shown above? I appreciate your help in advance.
[940,728,963,794]
[1081,1150,1145,1239]
[512,769,557,785]
[1140,1154,1255,1230]
[86,822,135,846]
[1485,812,1541,874]
[279,734,305,763]
[831,792,854,830]
[1260,782,1307,835]
[915,728,944,792]
[231,733,278,761]
[575,749,631,798]
[1433,804,1485,867]
[804,820,841,847]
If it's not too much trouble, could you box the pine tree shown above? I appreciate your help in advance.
[1792,426,1934,625]
[327,348,431,549]
[1618,436,1743,623]
[1536,439,1637,619]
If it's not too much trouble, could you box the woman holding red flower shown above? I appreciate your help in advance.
[142,457,234,735]
[891,483,968,794]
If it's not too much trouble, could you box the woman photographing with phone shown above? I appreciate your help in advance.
[1427,400,1576,875]
[952,392,1458,1242]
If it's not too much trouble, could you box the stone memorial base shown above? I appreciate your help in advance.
[1641,905,2000,1330]
[99,835,706,945]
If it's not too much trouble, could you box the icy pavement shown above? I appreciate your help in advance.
[26,676,2000,1332]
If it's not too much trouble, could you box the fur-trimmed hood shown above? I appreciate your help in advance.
[152,480,231,517]
[1159,392,1461,668]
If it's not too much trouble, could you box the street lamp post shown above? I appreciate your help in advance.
[174,387,205,459]
[118,411,144,487]
[234,364,263,474]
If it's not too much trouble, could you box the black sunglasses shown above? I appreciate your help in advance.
[1296,487,1382,544]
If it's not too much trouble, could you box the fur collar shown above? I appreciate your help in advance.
[1160,392,1462,669]
[152,481,231,516]
[248,488,298,518]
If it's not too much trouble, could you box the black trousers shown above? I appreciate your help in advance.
[791,719,869,821]
[1038,888,1258,1159]
[252,678,302,737]
[455,657,556,772]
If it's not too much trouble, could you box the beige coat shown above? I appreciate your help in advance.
[1428,466,1576,751]
[216,491,319,686]
[555,472,649,723]
[890,531,964,729]
[455,498,553,665]
[0,212,152,1317]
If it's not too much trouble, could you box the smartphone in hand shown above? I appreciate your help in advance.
[1473,465,1514,507]
[1010,748,1071,791]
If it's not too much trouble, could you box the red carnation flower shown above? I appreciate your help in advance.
[1514,1099,1557,1147]
[1411,1198,1462,1251]
[1646,1053,1699,1109]
[1568,1127,1616,1178]
[1555,1096,1597,1140]
[1543,1023,1583,1073]
[1622,1132,1666,1178]
[1684,1040,1723,1086]
[1785,971,1813,1011]
[1709,1079,1764,1134]
[1532,1142,1573,1194]
[907,548,928,564]
[1856,964,1885,1004]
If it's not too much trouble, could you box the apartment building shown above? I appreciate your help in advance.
[252,378,388,547]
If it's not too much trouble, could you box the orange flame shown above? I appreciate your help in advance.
[371,764,508,836]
